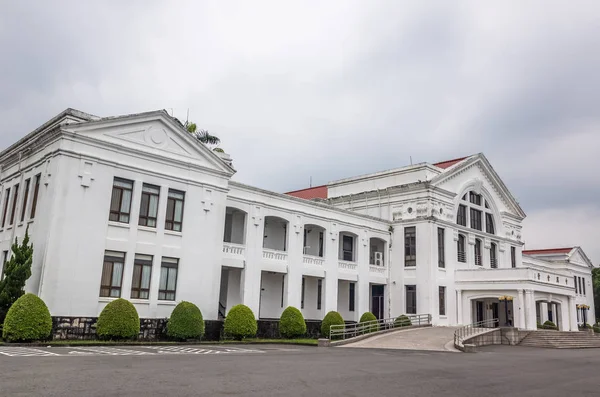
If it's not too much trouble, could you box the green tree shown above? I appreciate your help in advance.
[185,121,221,149]
[593,267,600,321]
[0,229,33,324]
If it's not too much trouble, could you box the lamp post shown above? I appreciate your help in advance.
[498,296,513,327]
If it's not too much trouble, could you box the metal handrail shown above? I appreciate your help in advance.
[454,318,499,348]
[329,313,432,340]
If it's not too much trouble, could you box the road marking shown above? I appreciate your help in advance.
[0,347,60,357]
[68,347,151,355]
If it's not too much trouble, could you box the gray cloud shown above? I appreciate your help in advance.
[1,0,598,262]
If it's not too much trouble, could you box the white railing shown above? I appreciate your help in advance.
[223,242,246,256]
[458,251,466,263]
[475,255,482,266]
[338,261,358,271]
[303,255,324,266]
[262,249,288,261]
[454,318,499,350]
[369,265,386,275]
[329,314,432,340]
[490,258,498,269]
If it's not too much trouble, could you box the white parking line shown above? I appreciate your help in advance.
[0,347,60,357]
[67,347,151,356]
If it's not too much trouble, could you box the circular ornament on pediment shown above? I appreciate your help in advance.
[408,207,413,214]
[149,128,168,145]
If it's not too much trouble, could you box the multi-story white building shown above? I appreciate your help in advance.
[0,108,595,331]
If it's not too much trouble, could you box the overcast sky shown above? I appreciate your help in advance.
[1,1,598,264]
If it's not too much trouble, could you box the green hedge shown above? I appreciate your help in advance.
[2,293,52,342]
[394,314,412,327]
[279,306,306,338]
[167,301,204,340]
[96,298,140,340]
[321,311,344,338]
[594,326,600,334]
[224,304,257,340]
[542,320,558,330]
[359,312,379,333]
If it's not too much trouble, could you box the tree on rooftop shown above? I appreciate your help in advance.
[0,228,33,324]
[185,121,221,150]
[592,267,599,321]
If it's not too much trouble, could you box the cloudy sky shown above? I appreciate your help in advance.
[1,1,599,263]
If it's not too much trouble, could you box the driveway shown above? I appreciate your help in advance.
[342,326,459,351]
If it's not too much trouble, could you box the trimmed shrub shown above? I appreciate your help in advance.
[279,306,307,338]
[542,320,558,330]
[321,311,344,338]
[224,304,257,340]
[593,326,600,334]
[359,312,379,333]
[394,314,412,327]
[2,293,52,342]
[96,298,140,340]
[167,301,205,340]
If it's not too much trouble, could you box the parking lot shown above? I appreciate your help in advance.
[1,344,600,396]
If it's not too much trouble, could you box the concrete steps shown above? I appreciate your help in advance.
[519,330,600,349]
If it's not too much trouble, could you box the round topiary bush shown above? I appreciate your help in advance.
[223,304,257,340]
[321,311,344,338]
[359,312,379,333]
[279,306,307,338]
[167,301,205,340]
[2,293,52,342]
[96,298,140,340]
[394,314,412,328]
[542,320,558,330]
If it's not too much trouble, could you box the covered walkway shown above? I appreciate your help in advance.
[342,326,460,352]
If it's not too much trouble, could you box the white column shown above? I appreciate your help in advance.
[286,227,303,310]
[357,233,370,320]
[323,229,339,317]
[524,290,536,330]
[517,289,526,329]
[241,210,263,318]
[540,302,548,323]
[456,289,463,325]
[568,296,578,331]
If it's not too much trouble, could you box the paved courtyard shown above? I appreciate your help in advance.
[1,344,599,396]
[343,326,459,351]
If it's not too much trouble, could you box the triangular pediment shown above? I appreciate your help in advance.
[568,247,593,268]
[63,111,234,176]
[430,154,526,219]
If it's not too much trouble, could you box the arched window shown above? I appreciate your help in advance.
[456,191,496,234]
[457,235,466,263]
[490,242,497,268]
[474,239,482,266]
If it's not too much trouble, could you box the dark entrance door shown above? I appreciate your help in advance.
[371,285,384,319]
[476,301,484,324]
[492,302,499,326]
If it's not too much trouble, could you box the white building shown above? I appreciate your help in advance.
[0,108,595,331]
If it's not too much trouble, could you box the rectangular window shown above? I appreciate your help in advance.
[301,278,305,309]
[457,204,467,226]
[1,188,10,227]
[437,228,445,268]
[578,277,583,296]
[470,208,482,231]
[99,251,125,298]
[1,250,8,281]
[109,178,133,223]
[511,247,516,268]
[469,192,482,206]
[574,276,578,294]
[20,178,30,223]
[9,183,19,225]
[404,226,416,267]
[165,189,185,232]
[138,184,160,228]
[583,277,586,296]
[342,235,354,261]
[319,231,324,257]
[30,174,41,219]
[490,243,498,268]
[317,279,322,310]
[439,286,446,316]
[158,257,178,300]
[349,282,355,312]
[485,213,495,234]
[406,285,417,314]
[131,254,153,299]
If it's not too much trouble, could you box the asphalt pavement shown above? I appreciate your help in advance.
[0,344,598,396]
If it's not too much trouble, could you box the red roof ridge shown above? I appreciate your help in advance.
[284,185,328,200]
[523,247,574,255]
[432,156,470,169]
[284,184,327,194]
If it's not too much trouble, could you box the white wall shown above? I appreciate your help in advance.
[259,271,285,319]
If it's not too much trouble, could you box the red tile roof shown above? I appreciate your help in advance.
[522,248,573,255]
[433,156,469,169]
[285,185,328,200]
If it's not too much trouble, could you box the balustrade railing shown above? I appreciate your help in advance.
[223,242,246,256]
[263,249,288,261]
[338,261,358,271]
[490,258,498,268]
[329,314,431,340]
[369,265,386,274]
[475,255,482,266]
[458,251,466,263]
[303,255,325,266]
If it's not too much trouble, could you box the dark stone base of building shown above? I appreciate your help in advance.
[51,317,322,341]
